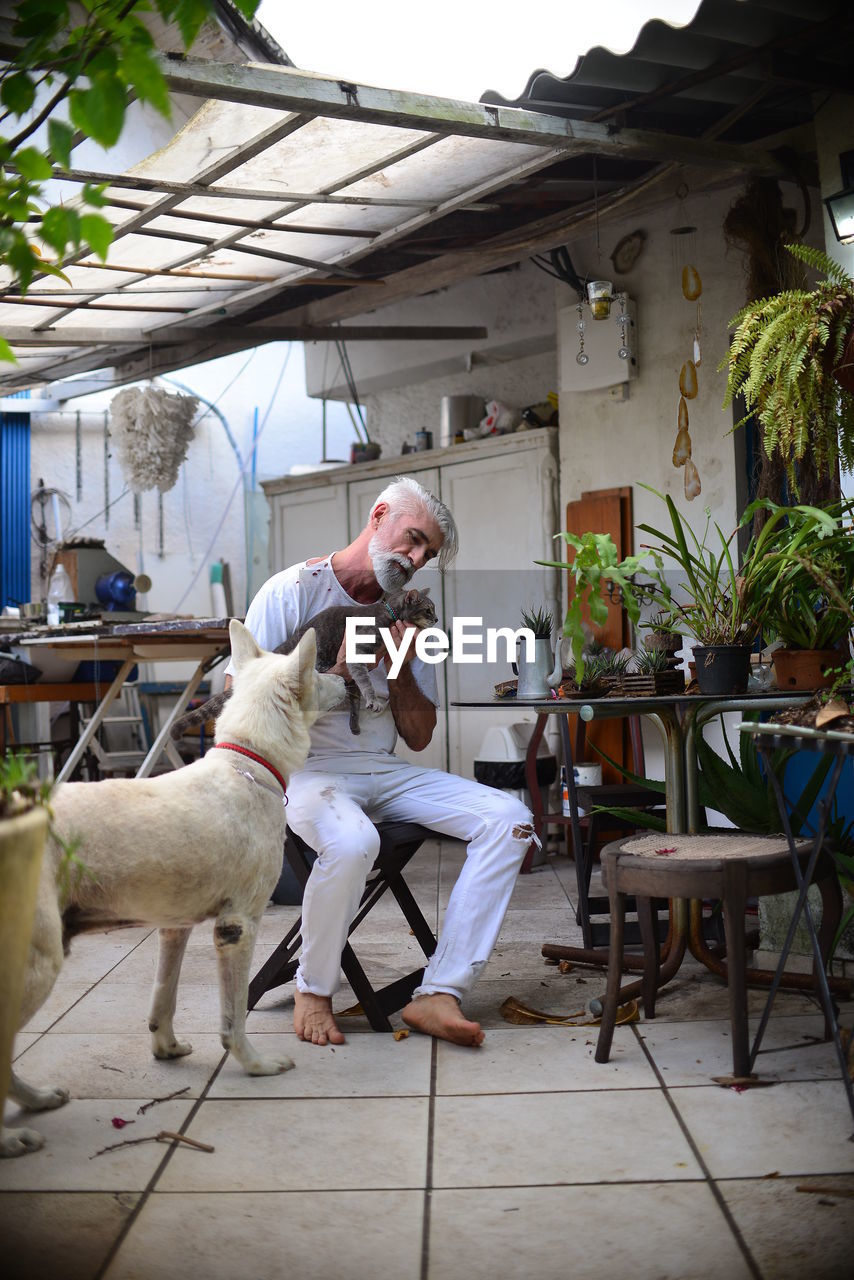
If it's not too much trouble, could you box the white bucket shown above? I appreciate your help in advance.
[573,764,602,787]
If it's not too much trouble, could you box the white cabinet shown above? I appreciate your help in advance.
[262,430,559,778]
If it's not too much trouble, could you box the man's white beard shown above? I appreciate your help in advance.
[369,533,413,591]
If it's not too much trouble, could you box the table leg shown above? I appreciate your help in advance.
[135,651,226,778]
[521,712,548,870]
[55,657,137,784]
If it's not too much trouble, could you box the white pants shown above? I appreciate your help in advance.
[286,757,537,1003]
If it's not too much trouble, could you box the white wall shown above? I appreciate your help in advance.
[304,261,556,401]
[28,344,357,621]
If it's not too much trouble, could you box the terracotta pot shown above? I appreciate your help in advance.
[772,648,845,690]
[692,645,751,695]
[0,807,49,1133]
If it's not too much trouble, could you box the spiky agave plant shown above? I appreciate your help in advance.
[720,244,854,494]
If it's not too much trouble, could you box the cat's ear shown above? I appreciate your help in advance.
[229,619,262,671]
[404,588,419,605]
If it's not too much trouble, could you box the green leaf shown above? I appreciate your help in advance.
[69,75,127,148]
[12,146,53,181]
[169,0,212,48]
[119,44,171,117]
[0,336,18,364]
[82,182,108,209]
[40,204,80,255]
[1,71,36,116]
[48,119,75,170]
[79,213,112,261]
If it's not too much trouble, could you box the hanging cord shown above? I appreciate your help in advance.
[334,338,369,441]
[169,346,292,615]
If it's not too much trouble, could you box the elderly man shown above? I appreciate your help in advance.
[229,475,537,1047]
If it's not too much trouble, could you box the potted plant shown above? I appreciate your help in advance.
[537,531,648,686]
[622,644,686,696]
[720,245,854,497]
[636,486,772,695]
[738,497,854,690]
[515,604,554,699]
[0,754,51,1153]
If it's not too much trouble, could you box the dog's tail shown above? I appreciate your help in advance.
[169,689,232,740]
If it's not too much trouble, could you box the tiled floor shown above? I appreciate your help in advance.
[2,839,853,1280]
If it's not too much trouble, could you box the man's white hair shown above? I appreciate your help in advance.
[372,475,458,569]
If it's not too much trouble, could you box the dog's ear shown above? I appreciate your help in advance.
[294,627,318,695]
[229,618,263,671]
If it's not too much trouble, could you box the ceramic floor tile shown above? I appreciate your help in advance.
[156,1097,429,1191]
[639,965,824,1024]
[56,931,154,983]
[432,1090,701,1187]
[0,1100,194,1191]
[717,1174,854,1279]
[506,870,572,911]
[670,1081,854,1178]
[483,938,587,978]
[496,906,583,943]
[11,1031,226,1098]
[105,1188,424,1280]
[1,1191,139,1280]
[450,975,608,1033]
[210,1028,431,1097]
[435,1025,656,1094]
[11,1032,39,1058]
[639,1014,851,1086]
[427,1183,752,1280]
[19,981,94,1032]
[50,980,225,1034]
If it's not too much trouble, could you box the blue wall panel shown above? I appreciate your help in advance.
[0,405,31,610]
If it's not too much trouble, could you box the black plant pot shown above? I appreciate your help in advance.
[693,645,751,696]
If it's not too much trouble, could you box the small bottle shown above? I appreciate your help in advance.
[47,562,73,626]
[560,766,571,816]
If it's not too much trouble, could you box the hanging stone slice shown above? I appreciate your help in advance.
[672,426,692,467]
[684,458,701,500]
[679,359,698,399]
[678,396,689,431]
[681,265,702,301]
[693,333,702,367]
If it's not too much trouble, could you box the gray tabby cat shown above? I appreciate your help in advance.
[171,587,438,739]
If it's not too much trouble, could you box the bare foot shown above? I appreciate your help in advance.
[402,993,484,1047]
[294,991,346,1046]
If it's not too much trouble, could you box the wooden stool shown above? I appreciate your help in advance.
[594,831,843,1078]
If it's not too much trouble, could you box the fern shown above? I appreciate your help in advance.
[719,245,854,495]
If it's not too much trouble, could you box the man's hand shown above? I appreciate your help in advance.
[382,620,419,672]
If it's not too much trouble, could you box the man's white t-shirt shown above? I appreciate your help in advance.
[227,558,439,765]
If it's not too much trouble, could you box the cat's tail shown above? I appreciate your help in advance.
[169,689,232,740]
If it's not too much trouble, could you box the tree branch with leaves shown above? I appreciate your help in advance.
[0,0,260,362]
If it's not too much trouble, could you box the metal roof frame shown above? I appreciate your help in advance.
[0,48,791,400]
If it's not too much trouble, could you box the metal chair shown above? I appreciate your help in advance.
[248,822,437,1031]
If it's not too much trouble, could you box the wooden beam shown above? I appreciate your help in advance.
[157,57,787,175]
[0,324,488,346]
[50,166,499,210]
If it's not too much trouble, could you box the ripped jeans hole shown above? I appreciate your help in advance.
[512,823,540,848]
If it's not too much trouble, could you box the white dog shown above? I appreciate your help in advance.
[2,620,343,1158]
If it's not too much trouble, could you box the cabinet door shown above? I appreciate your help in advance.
[268,484,348,573]
[440,443,560,779]
[348,468,447,772]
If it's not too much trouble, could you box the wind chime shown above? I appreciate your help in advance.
[670,207,703,500]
